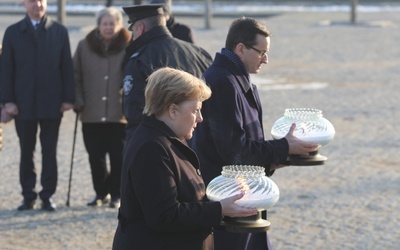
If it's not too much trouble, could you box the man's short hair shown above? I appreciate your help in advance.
[225,17,271,51]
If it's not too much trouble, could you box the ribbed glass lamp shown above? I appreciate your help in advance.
[271,108,335,165]
[206,165,279,233]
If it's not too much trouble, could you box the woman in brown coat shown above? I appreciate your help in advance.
[73,7,130,208]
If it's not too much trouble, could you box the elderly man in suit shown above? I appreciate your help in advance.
[0,0,74,211]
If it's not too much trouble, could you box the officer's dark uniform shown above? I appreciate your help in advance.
[122,5,212,143]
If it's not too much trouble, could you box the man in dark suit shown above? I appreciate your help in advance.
[0,0,74,211]
[191,17,318,249]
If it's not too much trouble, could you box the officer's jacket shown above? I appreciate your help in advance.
[122,26,212,126]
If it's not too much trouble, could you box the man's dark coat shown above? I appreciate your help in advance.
[122,26,212,128]
[0,15,74,120]
[192,53,289,185]
[191,52,289,250]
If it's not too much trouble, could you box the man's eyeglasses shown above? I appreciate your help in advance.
[245,44,268,58]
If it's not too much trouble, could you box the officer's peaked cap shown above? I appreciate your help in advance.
[123,4,164,26]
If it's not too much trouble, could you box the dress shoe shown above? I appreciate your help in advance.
[42,198,56,212]
[109,198,120,209]
[17,200,35,211]
[87,194,110,207]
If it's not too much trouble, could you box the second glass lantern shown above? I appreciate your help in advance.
[206,165,279,233]
[271,108,335,166]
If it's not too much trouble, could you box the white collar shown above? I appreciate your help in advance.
[30,19,40,26]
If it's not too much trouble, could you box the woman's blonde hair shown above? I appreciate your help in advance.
[144,67,211,116]
[96,7,123,27]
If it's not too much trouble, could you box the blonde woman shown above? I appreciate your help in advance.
[73,7,130,208]
[113,67,257,249]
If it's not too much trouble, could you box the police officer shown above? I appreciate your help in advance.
[121,4,212,144]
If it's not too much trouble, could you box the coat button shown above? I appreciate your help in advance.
[101,117,106,121]
[104,76,109,80]
[102,96,107,101]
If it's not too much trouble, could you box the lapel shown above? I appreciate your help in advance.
[215,53,264,128]
[19,18,38,46]
[226,58,263,118]
[251,84,264,131]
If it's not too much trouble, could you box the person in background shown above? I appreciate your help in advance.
[112,67,257,250]
[0,44,5,151]
[191,17,319,250]
[0,44,12,151]
[0,0,74,212]
[149,0,195,43]
[121,4,212,146]
[73,7,130,209]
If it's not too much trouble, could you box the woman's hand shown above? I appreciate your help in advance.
[73,104,83,113]
[219,193,257,218]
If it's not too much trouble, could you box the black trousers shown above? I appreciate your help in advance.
[213,230,271,250]
[214,210,272,250]
[82,123,125,199]
[15,118,61,201]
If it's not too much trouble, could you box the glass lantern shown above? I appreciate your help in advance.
[271,108,335,166]
[206,165,279,233]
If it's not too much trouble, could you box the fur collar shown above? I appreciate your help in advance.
[86,28,130,57]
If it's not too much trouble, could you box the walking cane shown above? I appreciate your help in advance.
[66,112,79,207]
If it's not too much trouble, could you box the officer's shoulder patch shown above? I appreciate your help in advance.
[123,75,134,95]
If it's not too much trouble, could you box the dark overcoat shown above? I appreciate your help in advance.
[0,15,74,120]
[122,26,212,127]
[192,52,289,186]
[113,116,222,250]
[191,52,289,250]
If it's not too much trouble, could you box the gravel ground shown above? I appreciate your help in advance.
[0,9,399,250]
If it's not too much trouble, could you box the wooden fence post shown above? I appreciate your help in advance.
[57,0,66,25]
[205,0,212,29]
[351,0,358,24]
